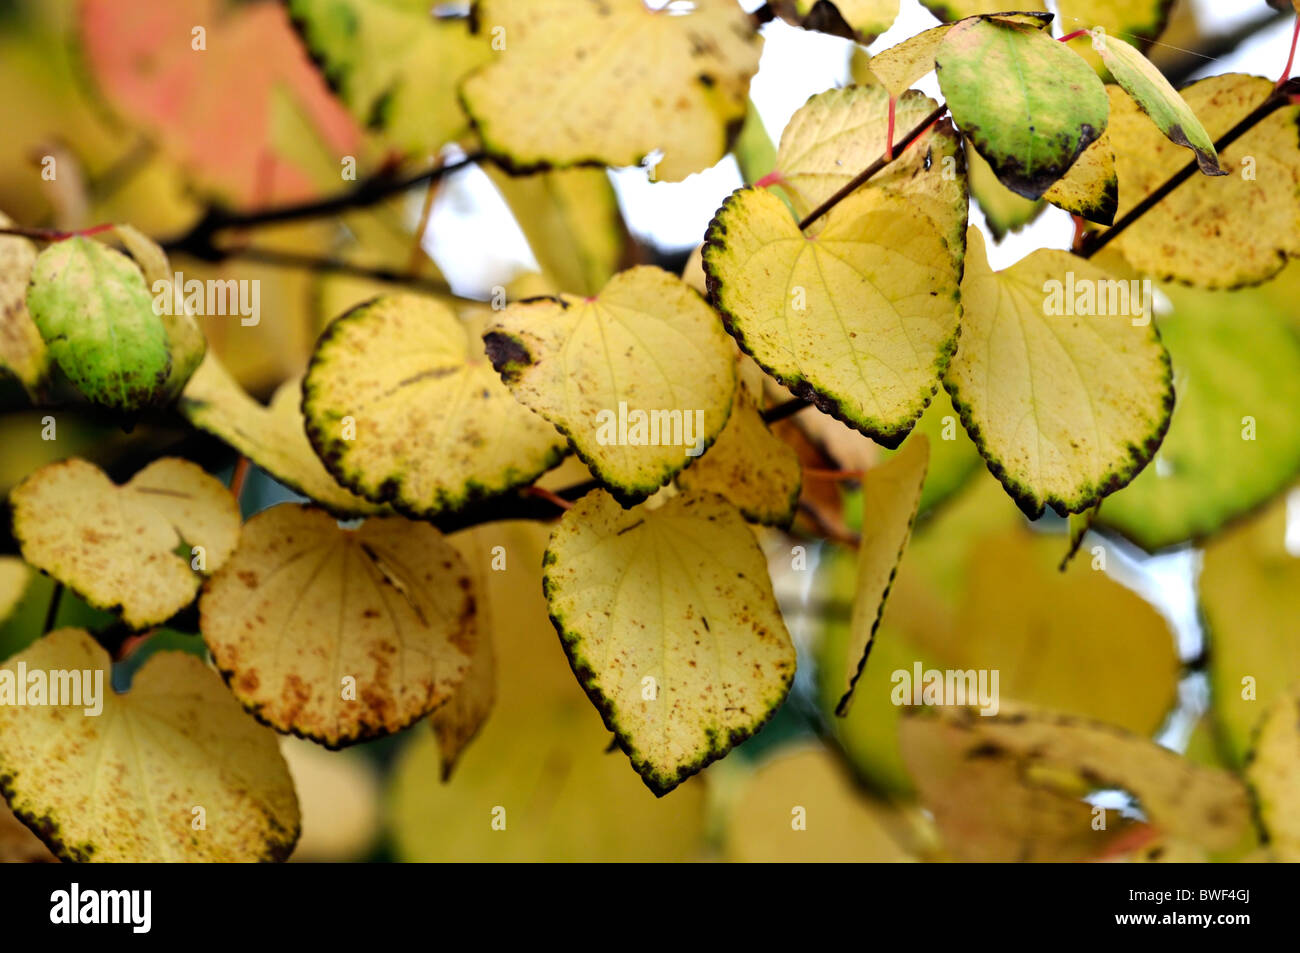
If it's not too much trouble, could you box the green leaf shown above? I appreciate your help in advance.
[303,294,568,518]
[26,236,172,414]
[543,490,797,795]
[944,228,1174,518]
[966,140,1044,241]
[1200,493,1300,767]
[1092,30,1223,175]
[936,16,1109,199]
[1097,274,1300,550]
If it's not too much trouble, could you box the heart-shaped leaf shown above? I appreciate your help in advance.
[544,490,796,795]
[199,503,474,747]
[944,228,1173,517]
[936,15,1108,199]
[461,0,761,182]
[0,629,299,862]
[304,294,567,518]
[483,266,735,504]
[703,186,961,447]
[10,458,240,629]
[26,236,173,414]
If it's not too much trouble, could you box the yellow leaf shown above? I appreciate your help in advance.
[199,504,474,747]
[544,490,796,795]
[675,369,802,527]
[10,457,240,629]
[723,746,916,862]
[484,266,736,504]
[0,629,299,862]
[303,294,567,518]
[433,524,502,781]
[0,556,30,627]
[1246,686,1300,861]
[279,738,380,862]
[486,166,626,297]
[837,434,929,715]
[0,212,47,394]
[1200,492,1300,766]
[774,85,968,260]
[945,227,1173,517]
[775,0,899,43]
[461,0,761,182]
[1101,75,1300,288]
[868,25,952,97]
[703,187,961,446]
[179,353,385,518]
[902,704,1253,859]
[1041,129,1118,225]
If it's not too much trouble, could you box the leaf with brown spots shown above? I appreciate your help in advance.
[0,212,48,396]
[200,504,475,748]
[9,457,240,630]
[461,0,761,182]
[543,490,796,795]
[0,629,299,862]
[303,294,568,519]
[901,703,1254,861]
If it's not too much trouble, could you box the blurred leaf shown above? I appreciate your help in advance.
[1246,686,1300,861]
[0,213,47,395]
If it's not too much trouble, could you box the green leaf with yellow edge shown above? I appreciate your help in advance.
[288,0,489,156]
[675,362,802,528]
[200,503,474,748]
[837,434,928,715]
[433,524,502,781]
[10,457,240,630]
[1096,274,1300,551]
[1100,74,1300,288]
[1246,686,1300,861]
[1041,129,1118,225]
[936,16,1108,199]
[0,628,299,862]
[944,227,1174,518]
[773,0,899,44]
[180,354,385,519]
[723,746,917,862]
[486,166,625,297]
[902,704,1254,859]
[483,266,735,505]
[1092,30,1222,175]
[773,85,968,260]
[543,490,796,796]
[303,294,567,518]
[0,212,48,395]
[703,186,961,448]
[26,235,172,414]
[1200,492,1300,767]
[966,140,1043,241]
[460,0,761,182]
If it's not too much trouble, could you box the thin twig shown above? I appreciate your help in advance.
[42,582,64,635]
